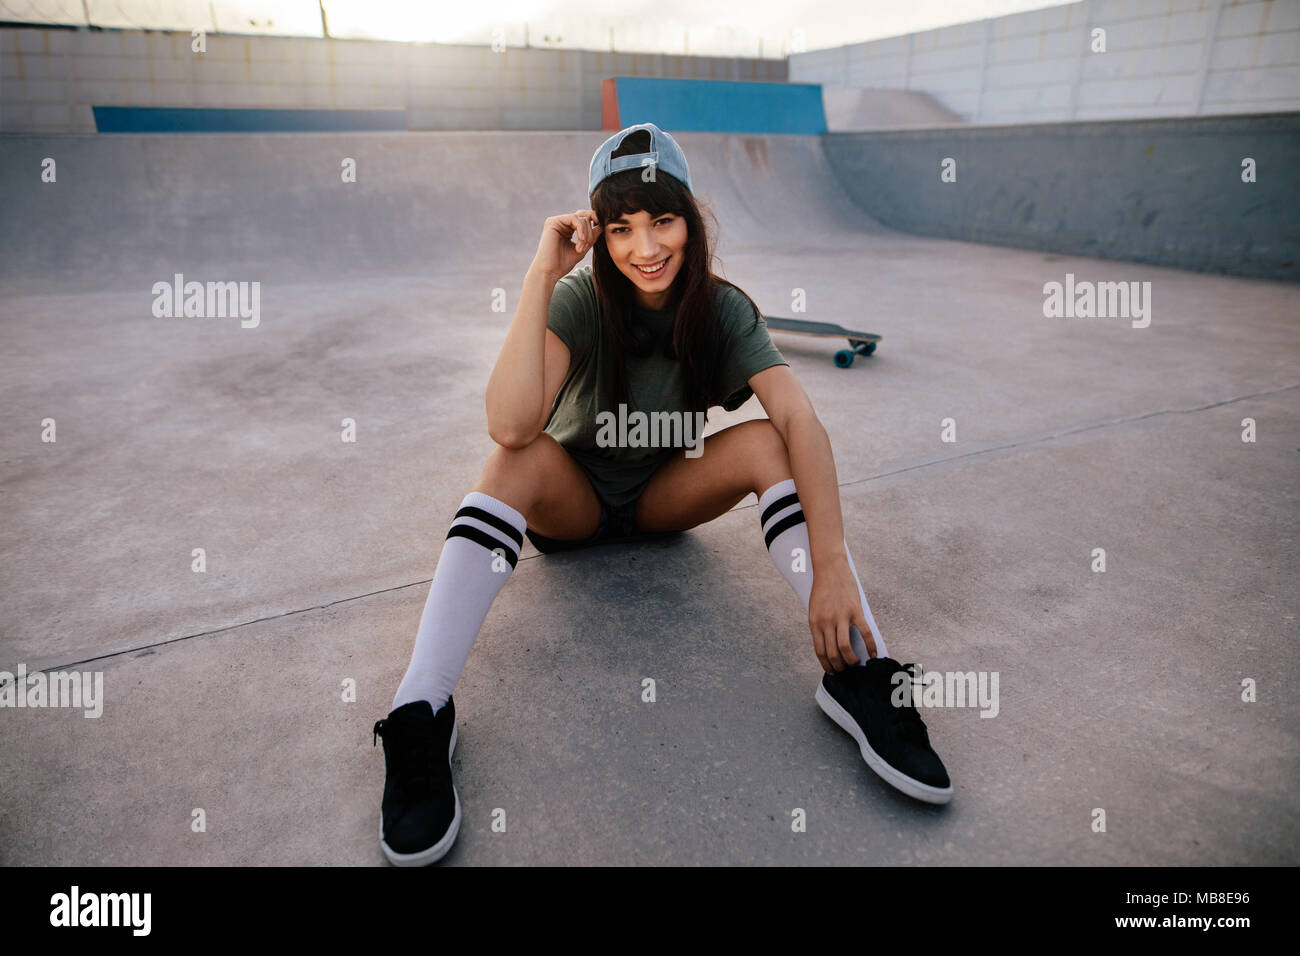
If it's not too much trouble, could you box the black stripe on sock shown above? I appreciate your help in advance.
[454,506,524,548]
[760,492,800,530]
[763,508,805,550]
[445,524,519,568]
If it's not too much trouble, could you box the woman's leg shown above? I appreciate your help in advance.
[470,432,604,540]
[633,419,888,662]
[390,432,602,713]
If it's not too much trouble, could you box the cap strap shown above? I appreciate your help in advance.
[608,150,659,176]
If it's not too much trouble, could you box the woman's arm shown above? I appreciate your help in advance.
[485,265,558,447]
[486,211,600,446]
[749,365,878,672]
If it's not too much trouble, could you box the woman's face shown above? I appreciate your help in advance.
[602,209,688,310]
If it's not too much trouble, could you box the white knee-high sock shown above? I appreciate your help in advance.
[391,491,528,714]
[758,478,889,664]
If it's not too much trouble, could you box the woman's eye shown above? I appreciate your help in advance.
[610,218,670,233]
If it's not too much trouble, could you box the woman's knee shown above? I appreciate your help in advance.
[473,434,555,513]
[477,432,601,538]
[736,419,792,488]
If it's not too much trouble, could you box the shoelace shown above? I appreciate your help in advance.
[889,701,931,746]
[887,664,932,746]
[849,662,932,747]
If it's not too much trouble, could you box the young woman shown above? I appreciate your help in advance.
[372,123,952,866]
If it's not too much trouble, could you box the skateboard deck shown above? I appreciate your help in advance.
[763,316,882,367]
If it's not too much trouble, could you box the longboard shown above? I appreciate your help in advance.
[763,316,882,368]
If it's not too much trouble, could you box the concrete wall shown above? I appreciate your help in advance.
[822,112,1300,280]
[0,25,785,133]
[792,0,1300,124]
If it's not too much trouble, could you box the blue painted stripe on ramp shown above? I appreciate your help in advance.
[93,107,407,133]
[610,78,825,135]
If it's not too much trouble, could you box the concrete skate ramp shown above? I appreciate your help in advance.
[0,131,886,293]
[1,129,1297,866]
[821,87,963,130]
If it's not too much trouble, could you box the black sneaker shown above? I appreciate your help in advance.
[372,697,461,865]
[815,658,953,804]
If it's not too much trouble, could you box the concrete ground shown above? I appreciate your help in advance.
[0,131,1296,865]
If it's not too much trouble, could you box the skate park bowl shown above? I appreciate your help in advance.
[1,85,1298,865]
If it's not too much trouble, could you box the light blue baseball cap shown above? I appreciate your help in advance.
[588,122,693,198]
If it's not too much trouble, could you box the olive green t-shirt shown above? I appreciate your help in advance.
[543,264,788,508]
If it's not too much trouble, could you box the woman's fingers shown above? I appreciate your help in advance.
[573,209,600,252]
[811,624,830,674]
[853,608,878,659]
[837,619,859,668]
[814,615,868,673]
[554,209,600,263]
[828,620,847,672]
[568,214,586,252]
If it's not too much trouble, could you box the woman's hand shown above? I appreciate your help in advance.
[532,209,602,281]
[808,556,878,673]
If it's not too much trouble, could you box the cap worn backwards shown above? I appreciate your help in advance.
[588,122,693,198]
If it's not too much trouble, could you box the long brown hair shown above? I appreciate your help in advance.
[589,129,763,419]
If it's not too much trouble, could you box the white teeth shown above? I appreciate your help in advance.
[636,258,668,274]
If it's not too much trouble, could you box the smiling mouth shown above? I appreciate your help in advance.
[634,257,669,277]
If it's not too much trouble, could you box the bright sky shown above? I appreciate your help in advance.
[19,0,1079,56]
[323,0,1077,54]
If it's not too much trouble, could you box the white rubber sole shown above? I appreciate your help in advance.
[379,722,462,866]
[815,681,953,805]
